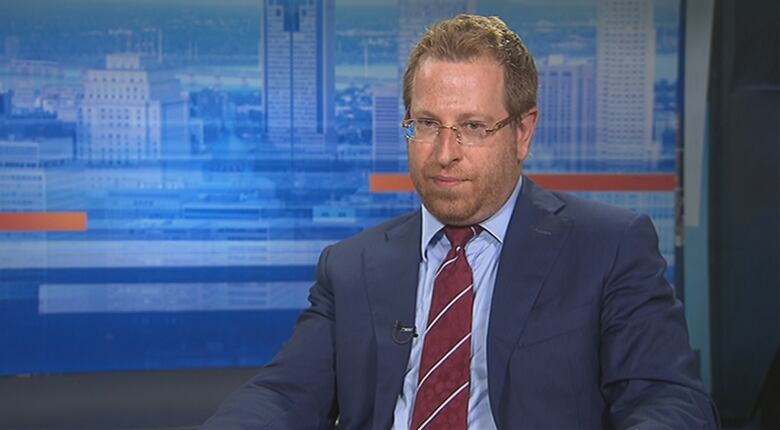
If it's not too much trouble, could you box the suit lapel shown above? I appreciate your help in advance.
[363,211,422,429]
[487,179,572,419]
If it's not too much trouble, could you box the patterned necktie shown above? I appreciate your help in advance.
[411,225,480,430]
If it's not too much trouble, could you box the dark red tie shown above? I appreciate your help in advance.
[411,225,480,430]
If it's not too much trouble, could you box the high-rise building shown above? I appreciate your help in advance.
[536,55,596,162]
[372,83,403,172]
[78,53,188,164]
[263,0,336,157]
[596,0,656,161]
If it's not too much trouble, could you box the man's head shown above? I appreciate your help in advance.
[403,14,538,120]
[404,15,539,226]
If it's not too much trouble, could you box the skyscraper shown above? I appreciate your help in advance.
[263,0,336,158]
[596,0,656,161]
[372,83,403,172]
[536,55,596,162]
[78,54,188,164]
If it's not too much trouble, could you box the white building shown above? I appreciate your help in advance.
[372,83,403,171]
[263,0,336,157]
[78,53,188,164]
[536,55,596,162]
[596,0,656,161]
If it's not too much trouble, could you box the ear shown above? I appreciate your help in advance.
[515,107,539,162]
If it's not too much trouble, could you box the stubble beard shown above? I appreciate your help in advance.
[418,184,477,226]
[412,162,521,227]
[409,134,524,226]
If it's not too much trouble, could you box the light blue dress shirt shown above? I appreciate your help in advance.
[391,176,523,430]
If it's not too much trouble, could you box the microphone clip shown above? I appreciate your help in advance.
[392,320,418,345]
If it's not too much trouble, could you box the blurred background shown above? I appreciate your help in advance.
[0,0,776,428]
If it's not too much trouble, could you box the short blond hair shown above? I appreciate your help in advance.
[403,14,538,118]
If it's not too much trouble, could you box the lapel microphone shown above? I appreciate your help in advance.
[392,320,418,345]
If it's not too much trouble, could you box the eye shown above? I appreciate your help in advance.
[416,119,439,129]
[463,122,487,131]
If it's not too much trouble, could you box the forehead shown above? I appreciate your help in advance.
[411,57,506,116]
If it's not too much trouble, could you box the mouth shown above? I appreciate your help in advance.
[431,175,466,188]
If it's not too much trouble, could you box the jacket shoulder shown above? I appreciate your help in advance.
[551,191,645,234]
[327,210,420,254]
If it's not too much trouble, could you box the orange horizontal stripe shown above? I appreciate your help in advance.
[0,212,88,232]
[370,174,415,193]
[370,174,677,192]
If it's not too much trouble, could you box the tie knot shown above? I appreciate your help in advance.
[443,225,481,249]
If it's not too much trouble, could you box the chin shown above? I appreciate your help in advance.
[427,203,477,226]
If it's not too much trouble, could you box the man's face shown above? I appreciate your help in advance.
[407,57,538,226]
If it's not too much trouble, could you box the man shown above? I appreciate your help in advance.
[204,15,718,429]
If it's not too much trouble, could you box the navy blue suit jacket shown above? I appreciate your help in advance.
[203,179,718,429]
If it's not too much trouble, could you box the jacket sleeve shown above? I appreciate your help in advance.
[599,214,719,429]
[201,246,339,430]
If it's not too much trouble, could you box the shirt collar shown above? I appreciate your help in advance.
[420,175,524,261]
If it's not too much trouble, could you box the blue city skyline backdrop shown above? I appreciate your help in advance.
[0,0,681,375]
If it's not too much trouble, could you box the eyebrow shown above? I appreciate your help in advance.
[409,110,494,122]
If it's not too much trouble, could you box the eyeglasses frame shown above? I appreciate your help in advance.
[401,114,517,145]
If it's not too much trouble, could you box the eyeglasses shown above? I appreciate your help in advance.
[401,115,515,146]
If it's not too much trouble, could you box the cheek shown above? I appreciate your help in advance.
[482,146,519,185]
[407,146,430,171]
[502,141,521,167]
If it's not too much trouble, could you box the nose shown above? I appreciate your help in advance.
[433,126,463,167]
